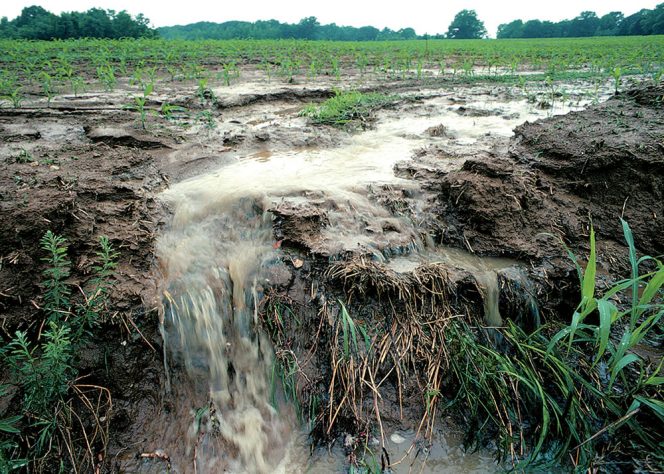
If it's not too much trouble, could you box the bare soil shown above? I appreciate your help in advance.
[0,73,661,471]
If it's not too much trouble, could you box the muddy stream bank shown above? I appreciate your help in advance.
[1,76,662,472]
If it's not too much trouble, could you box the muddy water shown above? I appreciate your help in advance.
[387,247,517,327]
[284,427,495,473]
[157,117,436,472]
[155,90,595,472]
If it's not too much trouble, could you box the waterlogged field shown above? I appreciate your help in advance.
[0,36,663,99]
[0,36,662,474]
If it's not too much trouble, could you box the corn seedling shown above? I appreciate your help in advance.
[124,83,154,130]
[220,62,239,86]
[38,72,55,107]
[159,102,187,121]
[259,60,272,83]
[611,67,622,94]
[196,110,216,130]
[3,87,24,108]
[96,64,117,92]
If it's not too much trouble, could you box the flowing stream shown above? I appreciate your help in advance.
[154,91,594,472]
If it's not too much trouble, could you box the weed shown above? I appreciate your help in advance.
[0,385,26,472]
[300,90,399,127]
[40,230,71,321]
[0,231,118,470]
[6,324,74,419]
[14,148,34,164]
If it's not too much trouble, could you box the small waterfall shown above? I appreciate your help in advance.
[159,199,286,472]
[155,119,428,471]
[474,270,503,327]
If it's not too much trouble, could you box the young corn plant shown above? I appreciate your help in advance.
[124,83,154,130]
[159,102,187,122]
[259,60,273,83]
[38,72,55,107]
[96,64,117,92]
[2,85,23,108]
[220,62,239,86]
[611,67,622,94]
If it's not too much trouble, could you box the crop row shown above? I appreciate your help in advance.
[0,36,662,101]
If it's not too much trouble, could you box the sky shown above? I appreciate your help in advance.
[1,0,661,37]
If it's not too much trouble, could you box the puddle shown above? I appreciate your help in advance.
[281,426,497,473]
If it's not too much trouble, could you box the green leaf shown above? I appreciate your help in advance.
[621,218,640,329]
[634,396,664,421]
[630,309,663,346]
[645,377,664,386]
[610,353,640,387]
[595,299,616,364]
[0,415,21,434]
[581,226,597,301]
[637,267,664,312]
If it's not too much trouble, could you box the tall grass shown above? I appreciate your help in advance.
[446,219,663,471]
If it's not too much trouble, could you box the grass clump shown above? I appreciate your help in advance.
[446,219,663,471]
[300,90,399,126]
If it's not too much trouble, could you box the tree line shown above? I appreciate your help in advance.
[498,5,664,38]
[2,5,664,41]
[0,6,156,40]
[157,17,418,41]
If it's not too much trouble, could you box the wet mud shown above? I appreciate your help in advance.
[0,71,661,473]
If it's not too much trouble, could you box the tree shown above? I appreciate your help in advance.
[446,10,487,39]
[568,11,600,37]
[522,20,544,38]
[398,27,417,39]
[618,10,649,35]
[597,12,624,36]
[497,20,523,38]
[295,16,319,39]
[642,3,664,35]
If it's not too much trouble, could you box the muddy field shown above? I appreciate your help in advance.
[0,69,662,473]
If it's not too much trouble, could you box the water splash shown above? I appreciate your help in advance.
[159,199,282,472]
